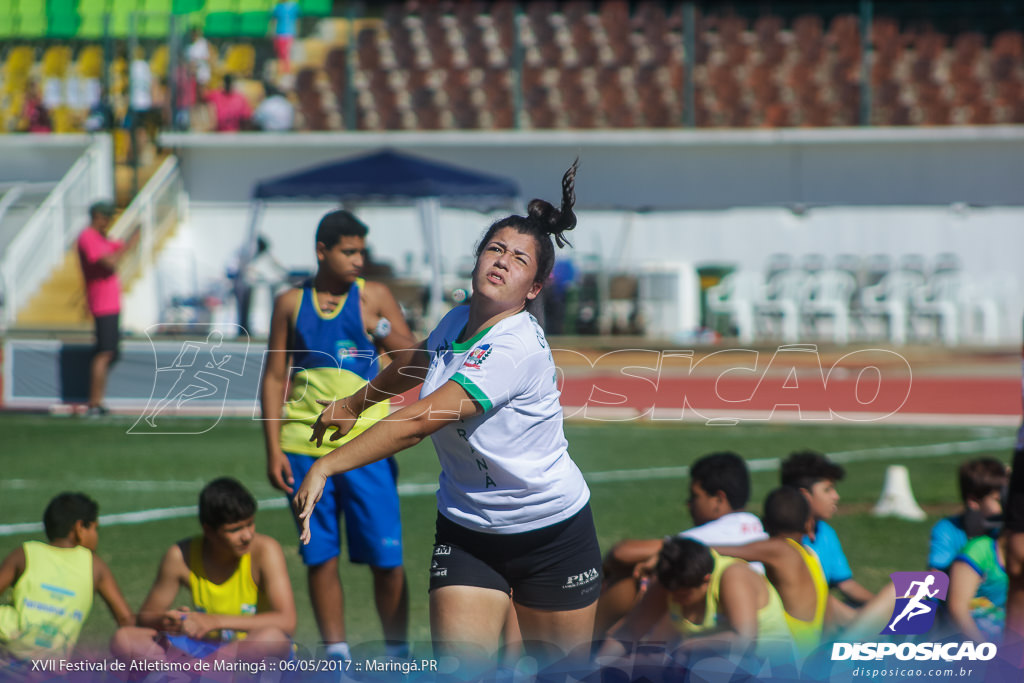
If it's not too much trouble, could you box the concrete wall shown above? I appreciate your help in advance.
[160,126,1024,209]
[0,134,99,184]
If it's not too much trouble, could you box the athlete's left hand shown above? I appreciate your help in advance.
[309,398,358,448]
[180,610,217,639]
[293,462,328,545]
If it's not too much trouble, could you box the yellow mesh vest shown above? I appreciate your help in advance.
[668,550,794,661]
[0,542,93,660]
[187,536,264,642]
[781,538,829,658]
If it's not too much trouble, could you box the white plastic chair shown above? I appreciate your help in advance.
[754,269,806,343]
[859,270,925,345]
[706,271,762,344]
[803,269,857,344]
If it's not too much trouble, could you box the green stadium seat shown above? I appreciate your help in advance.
[139,13,169,37]
[109,0,140,12]
[142,0,171,11]
[237,0,272,11]
[47,12,80,38]
[0,0,14,15]
[109,10,136,37]
[205,0,237,11]
[171,0,201,13]
[47,0,78,16]
[204,11,237,37]
[238,11,268,36]
[299,0,331,17]
[78,12,106,37]
[0,13,15,38]
[17,11,48,38]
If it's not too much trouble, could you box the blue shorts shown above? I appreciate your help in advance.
[286,452,404,568]
[164,634,222,659]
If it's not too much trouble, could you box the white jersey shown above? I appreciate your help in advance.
[421,306,590,533]
[679,511,769,573]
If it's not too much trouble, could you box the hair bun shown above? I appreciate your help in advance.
[526,159,578,248]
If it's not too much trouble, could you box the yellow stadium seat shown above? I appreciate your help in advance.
[223,43,254,77]
[77,45,104,79]
[150,44,169,76]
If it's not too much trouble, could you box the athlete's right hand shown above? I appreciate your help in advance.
[293,463,328,545]
[309,397,358,448]
[267,449,294,495]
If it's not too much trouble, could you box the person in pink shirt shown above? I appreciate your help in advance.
[206,75,251,132]
[76,201,137,417]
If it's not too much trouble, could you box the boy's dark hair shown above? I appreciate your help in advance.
[690,451,751,510]
[763,486,811,536]
[43,492,99,541]
[780,450,845,491]
[199,477,257,528]
[959,457,1008,503]
[656,538,715,591]
[476,159,578,287]
[316,209,368,248]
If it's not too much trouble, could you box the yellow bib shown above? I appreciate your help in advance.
[187,536,265,642]
[0,542,93,660]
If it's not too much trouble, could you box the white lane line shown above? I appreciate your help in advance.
[0,437,1015,536]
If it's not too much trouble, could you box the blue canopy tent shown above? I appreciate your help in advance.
[247,149,520,325]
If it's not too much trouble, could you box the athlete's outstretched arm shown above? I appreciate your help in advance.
[295,379,481,544]
[309,340,431,448]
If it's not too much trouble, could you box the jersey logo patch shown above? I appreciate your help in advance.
[462,344,492,370]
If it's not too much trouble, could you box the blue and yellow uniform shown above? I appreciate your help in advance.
[164,536,271,658]
[669,550,795,665]
[0,542,93,661]
[781,538,828,659]
[280,281,403,568]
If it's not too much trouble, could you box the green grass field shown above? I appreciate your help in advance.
[0,413,1017,657]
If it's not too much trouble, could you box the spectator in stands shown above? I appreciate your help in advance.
[186,27,212,90]
[271,0,301,75]
[84,87,113,133]
[253,83,295,132]
[76,201,138,417]
[596,451,767,635]
[127,47,156,162]
[0,492,134,672]
[207,74,252,132]
[929,458,1007,573]
[780,450,875,622]
[171,61,198,131]
[21,80,51,133]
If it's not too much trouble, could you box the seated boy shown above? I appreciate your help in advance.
[112,477,296,665]
[596,452,767,635]
[0,492,134,665]
[713,486,829,659]
[780,450,874,613]
[929,457,1007,573]
[600,537,794,668]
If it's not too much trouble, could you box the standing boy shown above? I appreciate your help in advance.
[0,493,133,664]
[261,209,414,660]
[111,478,295,665]
[76,200,137,416]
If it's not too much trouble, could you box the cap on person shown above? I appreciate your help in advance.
[89,200,115,218]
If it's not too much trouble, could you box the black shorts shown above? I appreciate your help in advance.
[429,503,602,611]
[94,313,121,355]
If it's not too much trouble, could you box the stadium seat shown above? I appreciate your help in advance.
[299,0,331,17]
[48,13,81,38]
[17,11,48,39]
[172,0,202,11]
[0,12,15,39]
[238,12,270,37]
[706,271,761,344]
[237,0,272,10]
[205,11,238,37]
[205,0,237,11]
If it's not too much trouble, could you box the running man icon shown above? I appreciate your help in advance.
[883,571,950,635]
